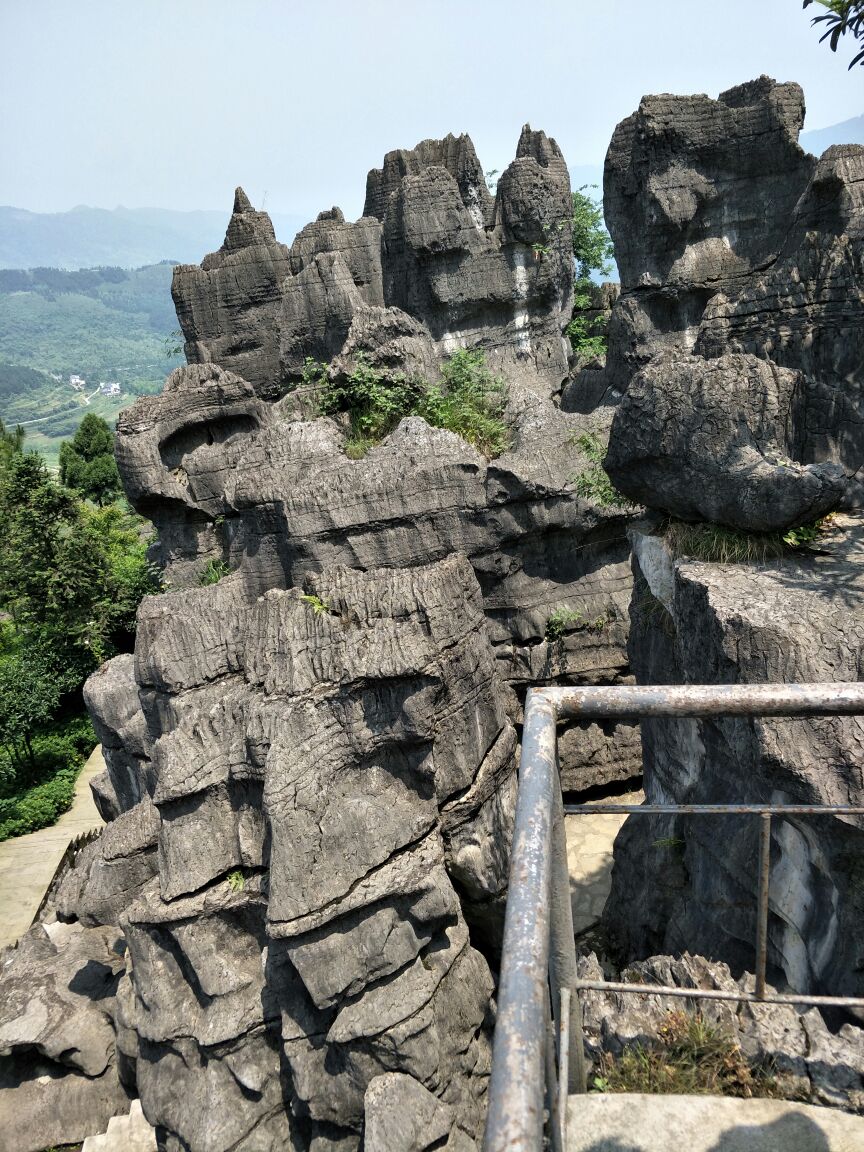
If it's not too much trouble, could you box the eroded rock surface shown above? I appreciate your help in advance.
[0,921,131,1152]
[42,557,510,1150]
[599,76,864,528]
[605,352,846,531]
[114,357,638,791]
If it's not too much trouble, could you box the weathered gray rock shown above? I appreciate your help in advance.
[172,188,293,398]
[0,921,131,1152]
[363,1073,478,1151]
[558,719,641,793]
[606,516,864,1003]
[605,352,847,531]
[82,1100,158,1152]
[601,77,863,522]
[113,360,637,781]
[54,556,507,1150]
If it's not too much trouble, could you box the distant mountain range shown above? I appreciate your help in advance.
[0,204,306,271]
[800,114,864,157]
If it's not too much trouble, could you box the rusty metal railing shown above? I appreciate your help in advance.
[482,683,864,1152]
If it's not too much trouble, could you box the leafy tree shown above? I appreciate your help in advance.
[0,451,158,680]
[59,412,122,505]
[804,1,864,68]
[0,650,61,773]
[567,186,615,362]
[0,416,24,473]
[571,186,614,283]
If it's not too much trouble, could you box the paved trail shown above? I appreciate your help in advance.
[0,745,105,949]
[566,788,644,935]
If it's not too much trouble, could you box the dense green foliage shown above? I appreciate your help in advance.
[0,452,158,676]
[570,432,635,509]
[804,1,864,67]
[312,349,511,458]
[59,413,122,505]
[0,715,96,842]
[571,186,615,283]
[567,186,616,363]
[0,416,25,468]
[0,263,182,466]
[421,350,511,457]
[0,423,158,839]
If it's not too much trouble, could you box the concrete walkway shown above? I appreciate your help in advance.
[567,1092,864,1151]
[566,788,643,935]
[0,745,105,949]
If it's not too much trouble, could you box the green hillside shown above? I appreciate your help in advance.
[0,263,183,467]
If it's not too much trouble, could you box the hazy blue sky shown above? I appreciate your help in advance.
[1,0,861,221]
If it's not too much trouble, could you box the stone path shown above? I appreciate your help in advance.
[0,745,105,949]
[566,788,643,936]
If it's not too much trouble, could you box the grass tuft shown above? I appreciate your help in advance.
[663,517,832,565]
[592,1010,789,1099]
[199,559,230,586]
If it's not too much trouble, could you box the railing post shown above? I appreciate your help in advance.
[755,811,772,999]
[483,689,557,1152]
[545,984,565,1152]
[557,986,571,1143]
[549,753,585,1096]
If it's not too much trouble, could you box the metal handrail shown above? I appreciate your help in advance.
[482,683,864,1152]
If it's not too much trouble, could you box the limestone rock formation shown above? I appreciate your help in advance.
[112,356,637,790]
[606,516,864,1003]
[173,128,574,399]
[599,76,864,529]
[35,556,510,1151]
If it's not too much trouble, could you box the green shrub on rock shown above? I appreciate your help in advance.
[312,349,510,459]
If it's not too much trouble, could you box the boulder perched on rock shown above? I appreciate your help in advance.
[600,76,864,523]
[605,352,847,531]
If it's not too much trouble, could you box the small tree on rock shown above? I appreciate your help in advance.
[59,413,122,505]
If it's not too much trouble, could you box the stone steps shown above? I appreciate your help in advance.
[566,1093,864,1151]
[81,1100,157,1152]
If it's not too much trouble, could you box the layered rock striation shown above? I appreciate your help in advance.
[23,557,511,1152]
